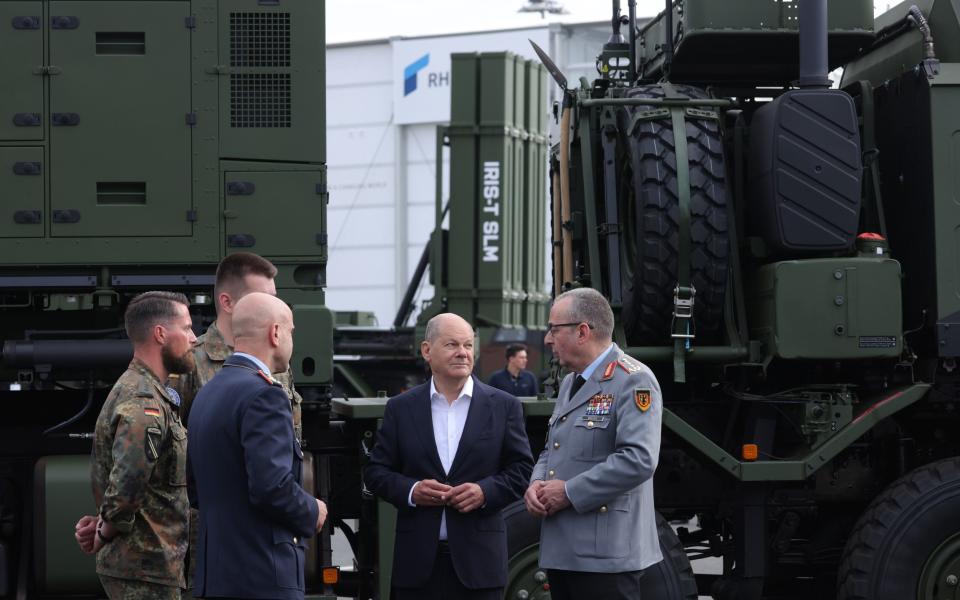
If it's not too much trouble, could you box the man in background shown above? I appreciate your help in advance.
[488,343,539,396]
[175,251,302,443]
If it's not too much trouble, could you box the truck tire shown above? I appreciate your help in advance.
[618,84,729,346]
[837,457,960,600]
[503,501,697,599]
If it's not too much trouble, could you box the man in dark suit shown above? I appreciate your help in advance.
[187,292,326,600]
[365,313,533,600]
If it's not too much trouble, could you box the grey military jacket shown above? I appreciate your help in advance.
[531,344,663,572]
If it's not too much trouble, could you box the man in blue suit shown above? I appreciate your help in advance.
[365,313,533,600]
[187,292,326,600]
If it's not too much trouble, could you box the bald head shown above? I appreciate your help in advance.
[233,292,294,373]
[424,313,473,343]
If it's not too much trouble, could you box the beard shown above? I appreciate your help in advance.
[161,344,195,375]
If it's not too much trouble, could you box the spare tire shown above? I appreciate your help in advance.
[618,84,730,346]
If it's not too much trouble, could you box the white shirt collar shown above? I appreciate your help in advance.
[429,375,474,402]
[233,352,272,376]
[580,343,615,381]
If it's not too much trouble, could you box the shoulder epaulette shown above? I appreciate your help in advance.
[618,354,644,374]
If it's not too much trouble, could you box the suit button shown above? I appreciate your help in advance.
[293,537,298,543]
[561,416,567,422]
[553,442,560,449]
[599,506,607,513]
[587,420,595,428]
[548,469,555,477]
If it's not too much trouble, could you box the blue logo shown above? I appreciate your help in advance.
[403,53,430,96]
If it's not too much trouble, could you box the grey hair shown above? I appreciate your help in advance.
[554,287,614,341]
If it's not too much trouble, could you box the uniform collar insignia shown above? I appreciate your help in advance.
[601,361,617,381]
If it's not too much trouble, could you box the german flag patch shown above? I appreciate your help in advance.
[634,389,652,412]
[144,407,161,418]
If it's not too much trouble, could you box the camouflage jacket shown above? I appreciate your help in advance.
[173,321,303,443]
[91,358,189,587]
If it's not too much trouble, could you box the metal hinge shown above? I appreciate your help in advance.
[12,16,41,30]
[184,15,197,29]
[315,182,327,195]
[13,113,41,127]
[316,233,328,246]
[51,112,79,126]
[225,181,255,196]
[52,209,81,223]
[227,234,256,248]
[13,162,42,176]
[50,16,79,29]
[185,112,197,127]
[186,209,197,222]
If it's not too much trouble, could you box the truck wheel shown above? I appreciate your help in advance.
[618,84,729,346]
[837,457,960,600]
[503,501,698,599]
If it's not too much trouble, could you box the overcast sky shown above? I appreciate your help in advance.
[327,1,894,45]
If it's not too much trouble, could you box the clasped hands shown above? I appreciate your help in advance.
[74,514,117,555]
[524,479,571,517]
[413,479,484,513]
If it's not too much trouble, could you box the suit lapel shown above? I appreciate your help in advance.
[448,377,486,477]
[413,386,445,475]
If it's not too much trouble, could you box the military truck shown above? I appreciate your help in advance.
[535,0,960,598]
[3,0,960,599]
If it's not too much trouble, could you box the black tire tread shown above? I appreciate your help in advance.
[836,457,960,600]
[619,84,729,346]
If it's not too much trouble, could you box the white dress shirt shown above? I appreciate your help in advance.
[407,376,474,540]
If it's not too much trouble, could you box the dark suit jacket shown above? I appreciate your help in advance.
[187,354,319,600]
[364,376,533,590]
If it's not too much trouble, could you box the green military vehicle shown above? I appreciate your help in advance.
[2,0,960,598]
[537,0,960,598]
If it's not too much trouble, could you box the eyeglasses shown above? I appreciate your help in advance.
[546,322,593,335]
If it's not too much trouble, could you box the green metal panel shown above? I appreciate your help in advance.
[748,258,903,360]
[447,53,480,321]
[217,0,325,164]
[291,304,333,385]
[476,52,517,327]
[638,0,874,83]
[509,54,526,327]
[0,2,45,141]
[930,66,960,326]
[0,146,44,238]
[223,167,327,257]
[34,455,100,595]
[523,61,548,329]
[448,52,543,329]
[682,0,874,31]
[49,1,192,238]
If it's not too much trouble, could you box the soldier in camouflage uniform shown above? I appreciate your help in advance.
[86,291,197,599]
[173,251,303,443]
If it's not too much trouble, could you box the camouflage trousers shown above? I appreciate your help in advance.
[99,574,181,600]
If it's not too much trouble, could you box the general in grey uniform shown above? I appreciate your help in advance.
[525,287,663,600]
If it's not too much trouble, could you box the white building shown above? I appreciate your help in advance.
[325,20,639,325]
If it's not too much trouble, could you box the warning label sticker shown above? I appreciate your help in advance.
[858,336,897,349]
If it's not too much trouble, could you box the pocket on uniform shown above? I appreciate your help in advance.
[168,424,188,487]
[571,417,613,462]
[272,527,305,590]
